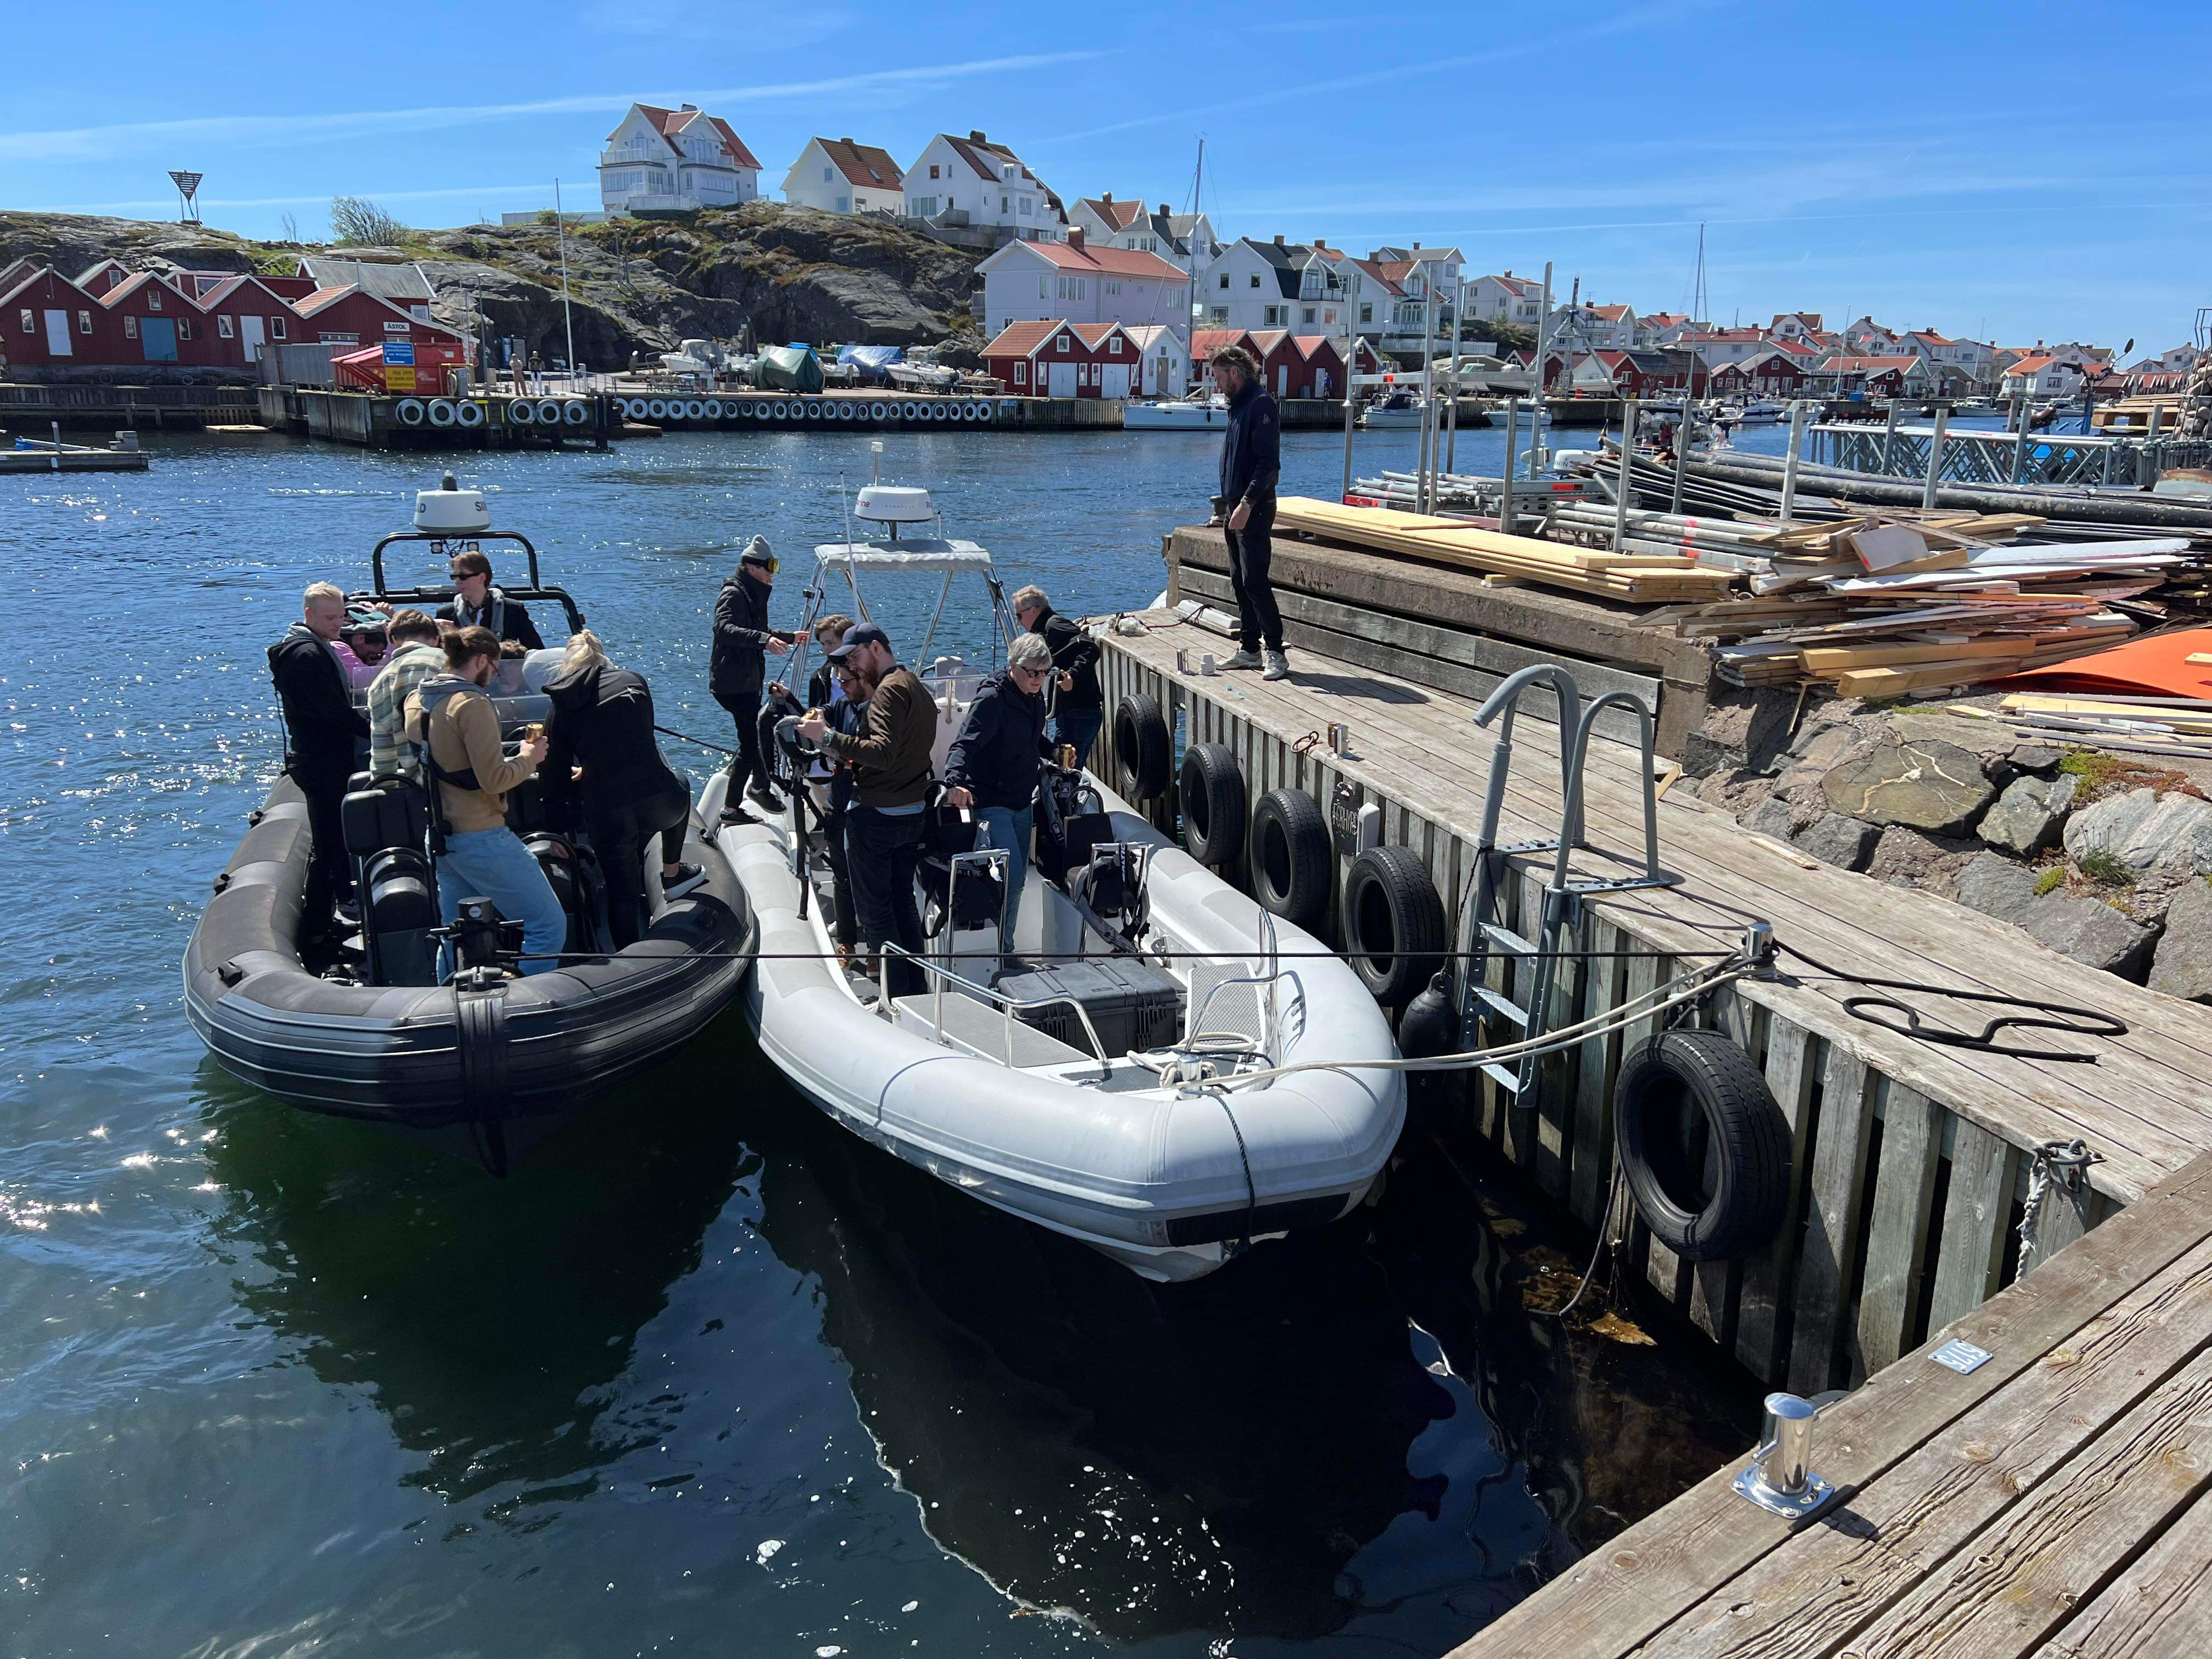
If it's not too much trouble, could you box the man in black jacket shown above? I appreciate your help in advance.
[436,548,544,650]
[268,581,372,932]
[1011,584,1102,766]
[1212,343,1288,681]
[709,537,795,820]
[943,633,1054,952]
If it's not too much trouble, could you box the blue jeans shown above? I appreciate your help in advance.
[975,804,1032,947]
[436,828,569,976]
[1048,705,1103,770]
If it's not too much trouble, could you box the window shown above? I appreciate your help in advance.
[1301,307,1314,324]
[1209,307,1228,324]
[218,314,235,338]
[1249,274,1261,289]
[147,288,161,310]
[125,314,138,338]
[1108,336,1120,353]
[1039,274,1049,299]
[1013,360,1027,383]
[270,317,286,340]
[1018,197,1031,216]
[1001,195,1009,212]
[178,317,192,340]
[16,308,29,334]
[823,166,832,181]
[1217,273,1228,290]
[78,309,93,334]
[1360,303,1373,324]
[929,164,940,179]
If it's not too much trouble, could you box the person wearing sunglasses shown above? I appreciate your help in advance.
[435,548,544,651]
[941,632,1055,956]
[710,535,799,820]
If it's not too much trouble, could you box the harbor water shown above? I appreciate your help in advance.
[0,426,1759,1657]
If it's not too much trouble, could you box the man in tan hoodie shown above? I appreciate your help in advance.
[405,625,568,975]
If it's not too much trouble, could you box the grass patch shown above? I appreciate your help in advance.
[2077,847,2136,888]
[2034,865,2067,896]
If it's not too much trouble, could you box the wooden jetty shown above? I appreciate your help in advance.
[0,381,260,431]
[0,435,148,473]
[1093,594,2212,1396]
[1447,1148,2212,1658]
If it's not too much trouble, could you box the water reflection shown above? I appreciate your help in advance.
[196,1021,758,1509]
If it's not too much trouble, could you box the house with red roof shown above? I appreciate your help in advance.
[904,130,1064,241]
[1999,353,2087,399]
[290,285,466,355]
[982,319,1141,398]
[781,138,904,215]
[1070,195,1219,265]
[1707,347,1807,396]
[1570,349,1707,397]
[191,275,330,370]
[1817,354,1932,397]
[1465,271,1545,329]
[599,103,761,215]
[975,230,1188,340]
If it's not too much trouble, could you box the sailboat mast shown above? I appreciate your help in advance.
[1188,138,1204,386]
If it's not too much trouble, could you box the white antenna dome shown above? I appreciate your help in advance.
[854,485,934,524]
[415,473,490,534]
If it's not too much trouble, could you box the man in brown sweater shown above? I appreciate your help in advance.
[405,626,568,975]
[797,623,937,995]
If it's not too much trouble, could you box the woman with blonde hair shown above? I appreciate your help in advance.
[542,630,704,947]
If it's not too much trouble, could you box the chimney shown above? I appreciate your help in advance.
[1101,191,1112,204]
[1068,228,1085,252]
[969,129,988,143]
[839,137,853,145]
[680,103,697,111]
[1273,234,1285,246]
[1412,240,1420,250]
[1159,202,1170,216]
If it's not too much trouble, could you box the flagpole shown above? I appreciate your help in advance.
[554,178,578,386]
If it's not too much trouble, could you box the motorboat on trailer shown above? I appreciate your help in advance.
[185,479,755,1172]
[709,481,1405,1281]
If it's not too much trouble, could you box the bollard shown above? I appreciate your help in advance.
[1731,1392,1833,1517]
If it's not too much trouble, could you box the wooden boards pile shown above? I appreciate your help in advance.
[1273,496,1734,603]
[1990,692,2212,762]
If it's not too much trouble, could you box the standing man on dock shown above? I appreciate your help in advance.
[1211,344,1288,681]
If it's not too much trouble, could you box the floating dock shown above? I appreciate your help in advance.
[1449,1148,2212,1658]
[1,437,149,473]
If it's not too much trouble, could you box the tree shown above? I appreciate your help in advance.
[329,195,407,246]
[278,211,299,244]
[1473,317,1534,354]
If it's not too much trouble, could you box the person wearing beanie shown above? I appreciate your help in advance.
[709,535,798,820]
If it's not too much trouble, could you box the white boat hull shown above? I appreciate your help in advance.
[706,771,1404,1281]
[1124,401,1228,431]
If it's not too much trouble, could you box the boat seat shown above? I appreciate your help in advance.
[894,989,1095,1069]
[1186,958,1267,1045]
[342,783,427,858]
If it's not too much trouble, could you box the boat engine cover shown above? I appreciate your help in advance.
[995,957,1183,1058]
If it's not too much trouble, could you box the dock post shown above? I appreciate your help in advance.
[1530,261,1554,479]
[1778,400,1808,522]
[1612,398,1638,551]
[1880,398,1900,476]
[1920,404,1950,509]
[2013,408,2032,482]
[1498,397,1518,534]
[1667,400,1687,517]
[1415,284,1438,511]
[50,419,61,473]
[1340,322,1357,502]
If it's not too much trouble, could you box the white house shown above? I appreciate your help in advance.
[1369,244,1463,321]
[1070,195,1218,266]
[1768,312,1824,342]
[1466,272,1545,328]
[599,104,760,215]
[1123,324,1192,397]
[1901,329,1997,390]
[1198,236,1313,332]
[1842,316,1907,356]
[2000,353,2087,399]
[904,131,1064,240]
[1552,302,1635,352]
[974,231,1189,340]
[782,138,904,215]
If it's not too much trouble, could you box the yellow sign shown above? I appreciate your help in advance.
[385,366,417,392]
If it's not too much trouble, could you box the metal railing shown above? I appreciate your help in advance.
[1811,419,2212,488]
[878,939,1115,1080]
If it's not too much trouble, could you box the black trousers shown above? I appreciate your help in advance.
[292,761,356,930]
[588,785,690,949]
[845,807,926,997]
[715,681,770,795]
[822,805,859,946]
[1225,493,1282,652]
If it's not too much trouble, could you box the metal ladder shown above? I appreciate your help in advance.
[1453,664,1680,1107]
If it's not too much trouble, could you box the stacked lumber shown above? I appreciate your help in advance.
[1988,692,2212,762]
[1273,496,1734,603]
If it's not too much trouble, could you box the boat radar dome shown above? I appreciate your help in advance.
[414,473,491,535]
[853,485,934,524]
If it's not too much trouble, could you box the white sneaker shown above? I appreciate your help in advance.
[1221,648,1264,670]
[1262,648,1290,681]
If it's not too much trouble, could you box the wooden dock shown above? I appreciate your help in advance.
[1092,613,2212,1396]
[1448,1149,2212,1658]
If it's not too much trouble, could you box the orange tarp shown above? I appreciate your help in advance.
[1997,628,2212,698]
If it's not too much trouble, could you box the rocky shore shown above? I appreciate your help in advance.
[0,204,985,367]
[1687,688,2212,996]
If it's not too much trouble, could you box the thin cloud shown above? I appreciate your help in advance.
[0,52,1108,163]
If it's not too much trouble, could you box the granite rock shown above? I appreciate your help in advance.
[2061,788,2212,874]
[1978,773,2079,858]
[1954,853,2159,977]
[1794,813,1880,872]
[2149,879,2212,1003]
[1822,737,1999,834]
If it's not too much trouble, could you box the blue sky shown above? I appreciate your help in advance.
[7,0,2208,353]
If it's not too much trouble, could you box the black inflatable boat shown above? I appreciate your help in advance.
[184,495,754,1171]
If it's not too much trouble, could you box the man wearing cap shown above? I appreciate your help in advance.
[436,549,544,651]
[795,623,936,998]
[944,633,1054,955]
[710,536,798,819]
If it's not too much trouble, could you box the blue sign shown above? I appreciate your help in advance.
[382,341,416,366]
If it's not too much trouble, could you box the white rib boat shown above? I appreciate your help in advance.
[706,485,1404,1281]
[1124,393,1229,430]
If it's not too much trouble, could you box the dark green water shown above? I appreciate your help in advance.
[0,426,1756,1657]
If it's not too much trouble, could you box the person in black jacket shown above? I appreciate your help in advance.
[436,548,544,650]
[709,537,796,820]
[268,581,372,933]
[1212,343,1288,681]
[1011,585,1102,766]
[943,634,1054,951]
[540,631,704,949]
